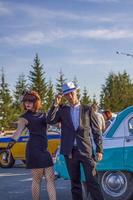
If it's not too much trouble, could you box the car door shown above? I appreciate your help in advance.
[124,114,133,169]
[11,129,29,159]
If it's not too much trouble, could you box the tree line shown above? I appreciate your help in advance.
[0,53,133,130]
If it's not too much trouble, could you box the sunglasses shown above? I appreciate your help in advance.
[23,96,37,103]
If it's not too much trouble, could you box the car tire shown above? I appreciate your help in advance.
[0,149,15,168]
[22,160,26,164]
[98,171,133,200]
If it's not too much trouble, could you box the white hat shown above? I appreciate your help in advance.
[62,82,77,95]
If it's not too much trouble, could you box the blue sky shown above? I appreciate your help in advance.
[0,0,133,100]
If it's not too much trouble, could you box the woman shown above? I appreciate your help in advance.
[6,90,56,200]
[91,103,105,133]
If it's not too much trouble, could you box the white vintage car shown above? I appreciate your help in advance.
[54,106,133,200]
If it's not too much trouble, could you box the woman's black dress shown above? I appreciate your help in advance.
[21,110,53,169]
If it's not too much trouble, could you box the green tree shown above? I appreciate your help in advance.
[13,74,28,118]
[92,94,98,104]
[100,72,116,110]
[29,54,47,110]
[73,76,78,88]
[46,79,55,111]
[56,70,67,104]
[100,71,133,112]
[0,69,14,130]
[73,76,80,100]
[81,87,92,105]
[56,70,67,94]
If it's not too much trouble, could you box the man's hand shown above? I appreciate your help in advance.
[54,94,62,106]
[96,152,103,161]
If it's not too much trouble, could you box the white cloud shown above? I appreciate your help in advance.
[1,28,133,46]
[70,58,112,65]
[0,31,45,45]
[2,2,114,23]
[21,5,116,23]
[0,29,71,45]
[75,0,120,3]
[0,2,132,27]
[20,5,80,20]
[73,29,133,39]
[70,48,96,54]
[0,2,12,16]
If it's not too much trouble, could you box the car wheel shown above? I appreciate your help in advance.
[22,160,26,164]
[98,171,133,200]
[0,149,15,168]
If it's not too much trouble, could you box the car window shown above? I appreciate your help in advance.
[128,117,133,135]
[102,117,116,137]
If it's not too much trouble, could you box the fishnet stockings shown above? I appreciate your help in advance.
[31,167,56,200]
[45,167,56,200]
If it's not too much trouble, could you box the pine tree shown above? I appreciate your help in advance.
[100,71,133,112]
[100,72,116,110]
[81,87,92,105]
[73,76,78,88]
[73,76,80,100]
[56,70,67,104]
[92,94,98,104]
[56,70,67,94]
[29,54,47,110]
[13,74,28,118]
[46,79,55,112]
[0,69,14,130]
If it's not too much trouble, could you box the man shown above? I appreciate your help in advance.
[91,103,105,133]
[47,82,104,200]
[102,110,112,130]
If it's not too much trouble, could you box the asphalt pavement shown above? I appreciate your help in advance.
[0,161,71,200]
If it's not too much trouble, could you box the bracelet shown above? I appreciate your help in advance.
[10,138,16,142]
[54,104,59,107]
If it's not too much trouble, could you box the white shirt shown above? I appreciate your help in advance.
[70,103,80,145]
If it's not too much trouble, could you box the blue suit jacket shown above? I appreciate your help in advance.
[47,104,103,157]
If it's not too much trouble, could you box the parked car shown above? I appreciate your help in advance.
[0,128,60,168]
[54,106,133,200]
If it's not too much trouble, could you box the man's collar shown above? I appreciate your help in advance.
[70,102,80,108]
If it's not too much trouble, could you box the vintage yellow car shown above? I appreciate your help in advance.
[0,128,60,168]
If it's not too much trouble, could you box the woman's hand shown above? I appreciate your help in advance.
[7,138,16,149]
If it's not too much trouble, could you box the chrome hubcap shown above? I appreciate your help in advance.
[0,151,11,165]
[101,171,127,197]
